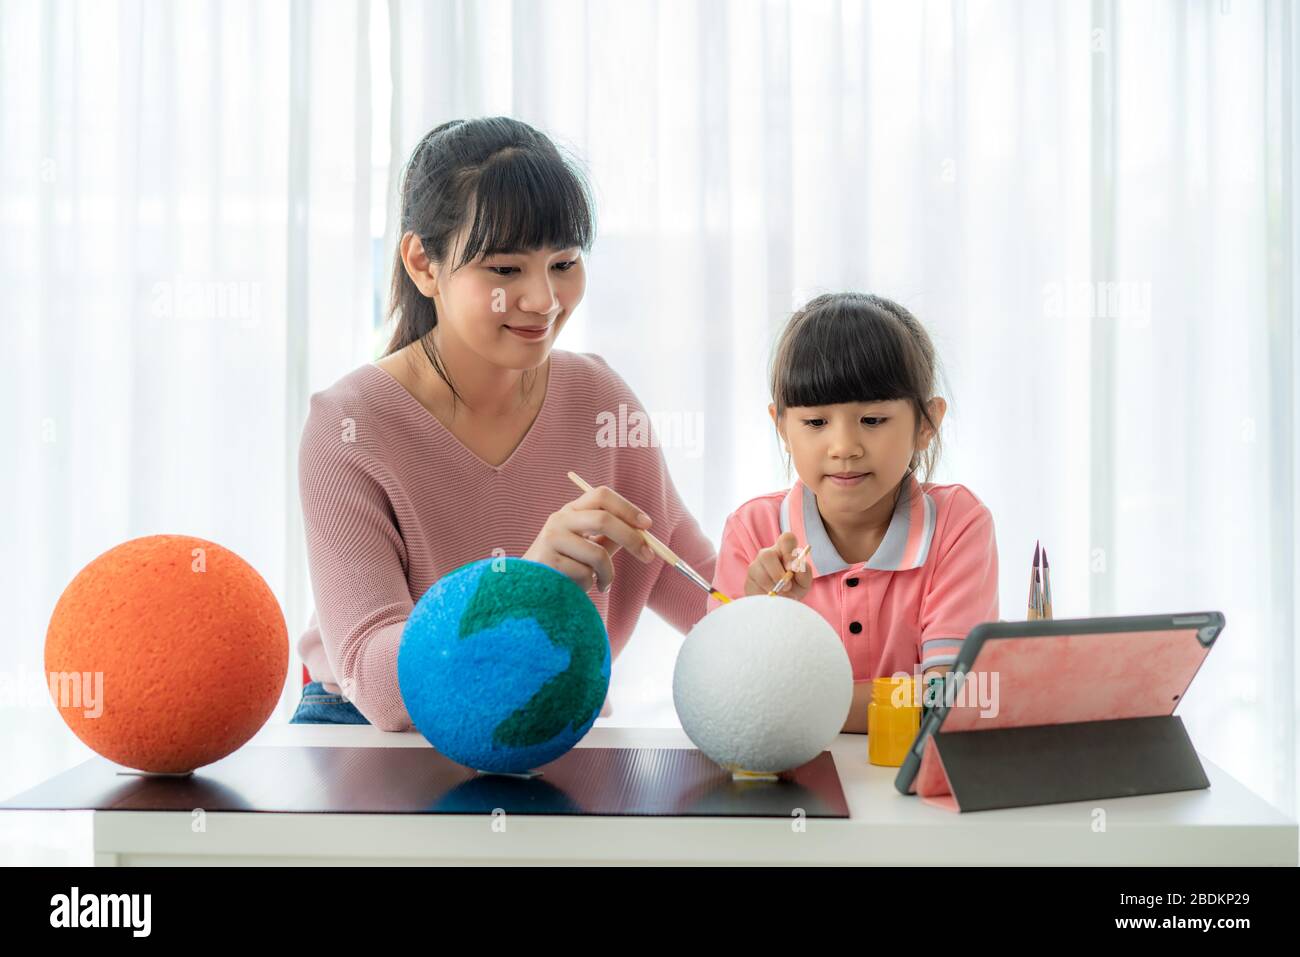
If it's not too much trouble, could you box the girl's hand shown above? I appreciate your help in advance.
[744,531,813,600]
[522,485,656,593]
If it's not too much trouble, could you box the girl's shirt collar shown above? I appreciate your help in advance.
[778,472,937,576]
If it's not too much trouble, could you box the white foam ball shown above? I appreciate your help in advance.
[673,595,854,773]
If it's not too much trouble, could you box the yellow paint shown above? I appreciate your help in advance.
[867,675,922,767]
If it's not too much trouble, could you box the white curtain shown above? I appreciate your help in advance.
[0,0,381,863]
[3,0,1297,864]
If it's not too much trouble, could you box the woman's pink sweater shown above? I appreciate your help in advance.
[296,349,716,731]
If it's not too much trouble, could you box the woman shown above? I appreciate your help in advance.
[291,117,716,730]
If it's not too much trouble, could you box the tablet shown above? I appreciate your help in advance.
[894,611,1224,797]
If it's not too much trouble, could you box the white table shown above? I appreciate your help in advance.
[91,722,1298,866]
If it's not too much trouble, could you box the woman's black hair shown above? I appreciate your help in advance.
[385,116,596,405]
[770,292,944,486]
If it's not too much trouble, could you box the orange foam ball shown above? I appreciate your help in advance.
[44,534,288,773]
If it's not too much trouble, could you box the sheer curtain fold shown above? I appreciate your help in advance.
[1,0,374,863]
[1,1,1296,866]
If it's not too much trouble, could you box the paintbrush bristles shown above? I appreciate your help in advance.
[1027,540,1053,621]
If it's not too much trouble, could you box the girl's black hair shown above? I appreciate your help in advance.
[770,292,943,483]
[385,116,596,405]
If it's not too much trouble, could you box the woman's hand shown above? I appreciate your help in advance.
[744,531,812,600]
[523,485,656,593]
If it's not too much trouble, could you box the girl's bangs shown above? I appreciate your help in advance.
[777,307,913,410]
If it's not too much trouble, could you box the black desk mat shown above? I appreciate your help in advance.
[0,746,849,818]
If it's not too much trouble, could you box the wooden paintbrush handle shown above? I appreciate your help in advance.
[566,471,680,564]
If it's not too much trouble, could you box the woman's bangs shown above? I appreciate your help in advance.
[454,149,594,267]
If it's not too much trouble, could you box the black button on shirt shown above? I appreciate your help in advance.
[845,577,860,587]
[848,621,863,634]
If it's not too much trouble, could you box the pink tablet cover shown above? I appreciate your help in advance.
[915,627,1213,811]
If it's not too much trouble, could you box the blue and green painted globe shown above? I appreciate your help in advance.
[398,557,611,773]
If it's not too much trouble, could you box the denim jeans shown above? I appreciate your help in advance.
[289,681,371,725]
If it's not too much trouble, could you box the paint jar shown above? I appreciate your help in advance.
[867,675,922,767]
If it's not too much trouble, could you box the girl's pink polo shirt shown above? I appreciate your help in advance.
[709,474,999,680]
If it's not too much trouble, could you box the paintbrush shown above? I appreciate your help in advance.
[1041,547,1053,619]
[1028,541,1041,620]
[566,471,732,604]
[768,543,812,596]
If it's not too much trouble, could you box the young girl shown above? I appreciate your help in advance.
[291,117,716,729]
[709,292,999,733]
